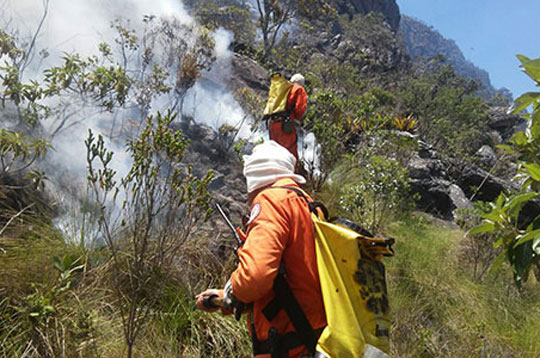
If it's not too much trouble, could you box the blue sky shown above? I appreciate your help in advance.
[396,0,540,98]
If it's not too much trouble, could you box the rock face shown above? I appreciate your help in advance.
[399,15,511,100]
[407,150,471,219]
[457,164,519,202]
[475,145,498,168]
[487,106,525,140]
[174,117,248,229]
[229,52,269,95]
[330,0,401,32]
[303,16,405,74]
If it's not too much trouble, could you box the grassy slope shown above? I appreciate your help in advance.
[387,214,540,357]
[2,212,540,357]
[0,216,251,357]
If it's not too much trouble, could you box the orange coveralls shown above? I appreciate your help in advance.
[230,178,326,358]
[269,84,308,163]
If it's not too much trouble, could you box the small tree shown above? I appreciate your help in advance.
[86,110,213,357]
[255,0,295,61]
[470,55,540,287]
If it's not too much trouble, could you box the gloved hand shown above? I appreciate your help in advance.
[223,279,245,320]
[195,289,221,312]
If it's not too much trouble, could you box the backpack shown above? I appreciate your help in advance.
[271,186,394,358]
[263,73,293,118]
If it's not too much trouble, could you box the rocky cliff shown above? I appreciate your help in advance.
[399,15,512,100]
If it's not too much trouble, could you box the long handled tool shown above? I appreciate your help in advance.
[215,203,243,255]
[202,203,244,312]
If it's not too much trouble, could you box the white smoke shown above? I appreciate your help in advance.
[183,28,252,138]
[1,0,255,243]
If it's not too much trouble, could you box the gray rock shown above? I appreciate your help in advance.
[408,156,446,179]
[418,140,438,159]
[449,184,471,210]
[208,173,225,191]
[230,53,269,95]
[487,106,525,139]
[458,164,519,202]
[475,145,498,168]
[409,178,455,219]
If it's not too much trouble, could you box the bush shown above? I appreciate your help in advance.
[325,153,411,234]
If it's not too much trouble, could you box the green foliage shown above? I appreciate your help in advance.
[86,110,214,356]
[43,52,131,111]
[398,61,489,158]
[0,129,50,174]
[470,55,540,288]
[332,154,411,234]
[0,29,25,60]
[190,1,256,44]
[302,86,398,192]
[0,241,89,358]
[455,202,501,281]
[340,13,396,60]
[0,129,51,193]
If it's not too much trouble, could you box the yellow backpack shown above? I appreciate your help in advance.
[263,73,293,117]
[277,186,394,358]
[314,216,393,358]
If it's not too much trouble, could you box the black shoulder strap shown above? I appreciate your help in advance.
[277,185,329,221]
[273,263,317,355]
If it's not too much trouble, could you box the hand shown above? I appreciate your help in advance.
[195,289,221,312]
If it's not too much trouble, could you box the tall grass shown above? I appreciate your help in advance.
[1,218,251,357]
[387,214,540,357]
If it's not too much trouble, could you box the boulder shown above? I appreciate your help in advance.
[408,156,446,180]
[475,145,498,168]
[407,154,471,218]
[409,178,470,219]
[487,106,525,139]
[457,164,519,202]
[229,53,269,95]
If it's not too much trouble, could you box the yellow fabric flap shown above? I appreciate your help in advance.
[263,74,293,116]
[313,215,391,358]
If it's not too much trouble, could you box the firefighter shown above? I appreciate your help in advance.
[196,140,326,358]
[268,74,308,165]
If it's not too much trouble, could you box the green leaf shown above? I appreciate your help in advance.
[493,236,503,249]
[533,236,540,255]
[495,193,507,208]
[532,110,540,140]
[482,208,504,223]
[507,192,539,218]
[510,92,540,114]
[509,239,535,287]
[511,131,528,146]
[468,222,496,236]
[496,144,517,154]
[524,163,540,181]
[44,305,55,313]
[518,55,540,83]
[517,54,531,65]
[514,228,540,247]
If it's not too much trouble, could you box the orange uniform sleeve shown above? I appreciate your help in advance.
[230,193,289,303]
[287,85,308,121]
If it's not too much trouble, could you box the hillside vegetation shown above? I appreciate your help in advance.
[1,0,539,357]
